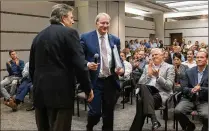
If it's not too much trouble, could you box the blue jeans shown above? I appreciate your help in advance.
[15,79,32,101]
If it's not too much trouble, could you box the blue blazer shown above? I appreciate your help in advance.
[181,65,208,101]
[80,30,123,89]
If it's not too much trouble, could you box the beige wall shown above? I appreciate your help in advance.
[0,1,78,80]
[75,1,125,49]
[125,17,156,42]
[164,19,208,45]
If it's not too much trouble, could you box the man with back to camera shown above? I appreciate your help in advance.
[29,4,94,131]
[80,13,124,131]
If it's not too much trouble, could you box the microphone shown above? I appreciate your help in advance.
[94,53,99,63]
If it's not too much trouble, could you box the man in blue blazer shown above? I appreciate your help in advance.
[175,51,208,131]
[80,13,124,131]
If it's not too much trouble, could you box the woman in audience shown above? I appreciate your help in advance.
[164,50,172,64]
[181,44,188,60]
[123,42,131,57]
[182,50,197,68]
[173,52,189,92]
[120,52,133,103]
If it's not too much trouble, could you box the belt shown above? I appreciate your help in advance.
[98,75,113,80]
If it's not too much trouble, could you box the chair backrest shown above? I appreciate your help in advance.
[131,71,142,88]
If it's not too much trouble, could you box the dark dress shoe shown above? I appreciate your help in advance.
[152,121,161,131]
[185,122,195,131]
[26,106,35,111]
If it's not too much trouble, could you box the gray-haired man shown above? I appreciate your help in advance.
[29,4,94,131]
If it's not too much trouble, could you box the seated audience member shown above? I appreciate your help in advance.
[13,62,33,111]
[171,46,185,62]
[191,45,198,57]
[130,40,137,51]
[173,53,188,92]
[164,50,172,64]
[125,41,130,49]
[199,48,207,52]
[134,39,140,49]
[186,40,193,49]
[144,39,151,48]
[130,48,175,131]
[150,40,157,48]
[158,40,164,48]
[175,51,208,131]
[1,50,24,109]
[132,50,146,73]
[122,43,131,57]
[182,50,197,68]
[200,42,206,49]
[173,39,179,46]
[120,52,133,103]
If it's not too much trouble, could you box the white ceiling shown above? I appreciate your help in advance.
[125,1,208,18]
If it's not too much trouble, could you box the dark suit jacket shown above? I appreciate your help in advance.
[181,65,208,102]
[80,30,123,89]
[175,64,188,85]
[29,23,92,108]
[6,59,25,77]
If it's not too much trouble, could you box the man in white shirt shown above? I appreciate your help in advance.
[182,50,197,68]
[120,52,133,103]
[80,13,124,131]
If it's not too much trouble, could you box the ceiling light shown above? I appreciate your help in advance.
[176,5,208,11]
[125,7,149,16]
[164,10,208,18]
[166,1,208,7]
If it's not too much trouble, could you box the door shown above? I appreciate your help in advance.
[170,33,182,46]
[149,34,155,42]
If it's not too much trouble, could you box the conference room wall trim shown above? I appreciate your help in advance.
[165,27,208,30]
[125,26,155,31]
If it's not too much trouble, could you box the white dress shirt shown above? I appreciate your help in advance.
[22,62,29,79]
[182,60,196,68]
[96,31,112,77]
[123,60,132,79]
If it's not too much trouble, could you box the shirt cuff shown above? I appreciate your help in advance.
[87,62,90,67]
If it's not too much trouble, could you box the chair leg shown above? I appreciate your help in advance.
[160,110,163,115]
[173,113,176,129]
[122,88,125,109]
[130,90,133,105]
[176,120,178,131]
[73,98,75,116]
[163,109,168,131]
[77,97,80,117]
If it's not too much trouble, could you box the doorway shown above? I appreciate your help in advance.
[149,34,155,42]
[170,33,182,46]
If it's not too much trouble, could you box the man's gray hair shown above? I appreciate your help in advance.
[151,48,164,55]
[49,4,73,24]
[95,13,111,24]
